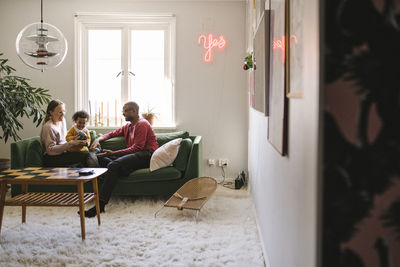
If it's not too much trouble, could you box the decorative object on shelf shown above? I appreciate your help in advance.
[141,106,157,126]
[243,52,254,70]
[0,52,51,143]
[15,0,67,72]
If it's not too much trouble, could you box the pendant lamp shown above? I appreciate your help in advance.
[16,0,67,71]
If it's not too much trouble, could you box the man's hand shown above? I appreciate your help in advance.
[96,149,115,157]
[90,138,102,150]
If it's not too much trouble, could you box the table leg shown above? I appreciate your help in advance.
[92,178,101,226]
[22,184,27,223]
[0,182,6,234]
[77,182,85,240]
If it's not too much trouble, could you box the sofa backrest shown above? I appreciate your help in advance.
[100,136,126,151]
[156,131,189,146]
[100,131,192,171]
[11,131,200,175]
[11,130,98,168]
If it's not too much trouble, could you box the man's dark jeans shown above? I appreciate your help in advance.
[98,150,153,203]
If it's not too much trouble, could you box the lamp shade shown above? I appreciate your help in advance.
[16,22,68,71]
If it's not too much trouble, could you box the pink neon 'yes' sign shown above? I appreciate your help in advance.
[198,34,226,62]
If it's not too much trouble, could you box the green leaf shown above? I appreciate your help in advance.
[0,52,52,142]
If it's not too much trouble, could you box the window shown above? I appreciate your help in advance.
[75,13,176,128]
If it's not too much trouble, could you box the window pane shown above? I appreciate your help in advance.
[88,30,122,127]
[131,30,172,126]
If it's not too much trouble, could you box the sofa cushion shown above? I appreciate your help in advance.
[25,138,43,167]
[150,138,182,171]
[100,136,126,151]
[89,130,97,146]
[156,131,189,146]
[121,166,182,183]
[173,138,192,172]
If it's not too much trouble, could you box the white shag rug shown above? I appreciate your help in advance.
[0,185,264,267]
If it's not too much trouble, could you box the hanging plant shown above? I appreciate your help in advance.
[0,53,51,142]
[243,53,255,70]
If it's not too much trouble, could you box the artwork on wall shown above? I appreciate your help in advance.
[285,0,303,98]
[268,0,287,155]
[253,11,271,115]
[249,68,255,108]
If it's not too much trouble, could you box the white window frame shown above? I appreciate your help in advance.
[74,12,176,129]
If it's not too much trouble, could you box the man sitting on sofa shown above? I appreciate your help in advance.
[83,101,159,218]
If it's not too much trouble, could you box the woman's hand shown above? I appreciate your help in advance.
[69,137,87,147]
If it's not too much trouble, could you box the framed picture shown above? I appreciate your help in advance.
[268,0,287,155]
[285,0,304,98]
[249,68,255,108]
[253,11,271,116]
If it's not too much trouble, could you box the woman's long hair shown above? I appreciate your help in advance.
[44,99,64,124]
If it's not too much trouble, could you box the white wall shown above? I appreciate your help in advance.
[246,0,320,266]
[0,0,247,180]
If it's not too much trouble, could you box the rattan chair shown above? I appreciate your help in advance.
[155,177,217,221]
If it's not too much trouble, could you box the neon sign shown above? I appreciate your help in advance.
[273,34,298,63]
[198,34,226,63]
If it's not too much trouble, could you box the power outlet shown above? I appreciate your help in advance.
[218,159,228,167]
[208,159,216,166]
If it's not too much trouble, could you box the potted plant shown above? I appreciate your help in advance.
[0,52,51,170]
[141,105,158,126]
[243,52,254,70]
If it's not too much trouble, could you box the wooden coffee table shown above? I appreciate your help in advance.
[0,167,107,240]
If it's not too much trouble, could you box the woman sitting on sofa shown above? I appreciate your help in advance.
[40,99,89,167]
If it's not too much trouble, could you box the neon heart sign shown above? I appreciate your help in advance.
[198,34,227,63]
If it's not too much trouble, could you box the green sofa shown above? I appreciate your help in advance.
[10,131,202,197]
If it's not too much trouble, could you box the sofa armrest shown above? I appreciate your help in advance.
[183,136,202,179]
[11,136,41,169]
[11,142,24,169]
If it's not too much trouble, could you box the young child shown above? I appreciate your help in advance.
[66,110,99,167]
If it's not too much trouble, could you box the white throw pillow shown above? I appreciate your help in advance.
[149,138,182,172]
